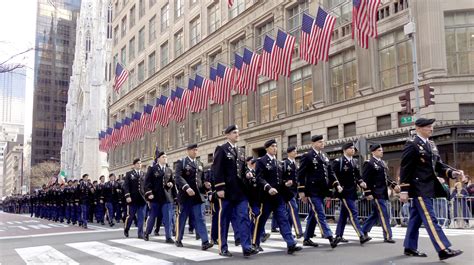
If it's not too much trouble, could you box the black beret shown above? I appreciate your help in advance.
[264,139,277,148]
[133,158,141,165]
[369,144,382,152]
[287,146,296,153]
[224,124,238,134]
[311,135,323,142]
[246,156,254,162]
[415,118,435,127]
[155,150,165,159]
[187,143,198,150]
[342,142,355,150]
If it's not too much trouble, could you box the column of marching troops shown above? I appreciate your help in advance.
[2,118,464,260]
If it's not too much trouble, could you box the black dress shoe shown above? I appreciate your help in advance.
[360,235,372,245]
[271,228,279,233]
[404,248,428,257]
[243,248,258,257]
[340,237,349,243]
[303,239,319,247]
[165,238,175,244]
[175,241,183,247]
[261,233,271,242]
[189,230,194,234]
[439,248,463,260]
[234,239,241,246]
[124,229,129,238]
[143,234,149,241]
[138,235,144,239]
[202,241,213,250]
[331,236,341,248]
[109,222,115,227]
[154,231,160,236]
[296,234,303,239]
[219,250,232,257]
[384,238,396,243]
[287,244,303,254]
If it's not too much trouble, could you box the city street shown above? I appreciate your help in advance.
[1,211,473,265]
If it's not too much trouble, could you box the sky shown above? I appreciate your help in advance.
[0,0,37,142]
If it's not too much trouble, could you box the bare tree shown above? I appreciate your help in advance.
[30,161,60,190]
[0,48,33,73]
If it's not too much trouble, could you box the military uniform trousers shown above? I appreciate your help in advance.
[217,198,252,253]
[175,201,209,243]
[65,204,72,223]
[362,199,392,239]
[124,203,146,237]
[145,202,173,239]
[73,204,81,224]
[404,197,451,252]
[115,202,123,223]
[80,204,89,226]
[254,197,297,248]
[304,196,333,240]
[287,197,303,237]
[335,198,364,238]
[95,202,105,223]
[153,205,175,235]
[212,202,240,244]
[105,202,115,224]
[250,202,267,245]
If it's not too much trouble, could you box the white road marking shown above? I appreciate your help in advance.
[15,245,79,265]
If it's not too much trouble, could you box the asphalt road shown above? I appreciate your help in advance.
[1,212,473,264]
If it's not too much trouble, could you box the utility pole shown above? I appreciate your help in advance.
[404,8,420,119]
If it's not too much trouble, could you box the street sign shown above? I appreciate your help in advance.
[400,116,414,125]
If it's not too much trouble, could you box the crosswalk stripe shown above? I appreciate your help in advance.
[179,236,283,254]
[15,245,79,265]
[66,241,172,265]
[111,238,226,261]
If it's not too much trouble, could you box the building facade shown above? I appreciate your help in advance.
[0,124,24,198]
[61,0,111,180]
[107,0,474,182]
[31,0,81,167]
[3,145,23,196]
[0,69,26,125]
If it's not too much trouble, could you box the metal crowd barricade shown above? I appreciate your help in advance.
[450,196,473,228]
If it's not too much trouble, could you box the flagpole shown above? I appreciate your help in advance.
[404,7,420,119]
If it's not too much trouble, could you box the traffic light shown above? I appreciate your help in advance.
[424,85,435,106]
[399,91,412,114]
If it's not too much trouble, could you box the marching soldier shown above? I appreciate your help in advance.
[297,135,340,248]
[361,144,399,243]
[213,125,257,257]
[282,146,303,239]
[143,149,176,243]
[400,118,463,260]
[203,167,218,244]
[64,180,74,224]
[174,143,213,250]
[73,179,81,226]
[95,176,106,225]
[254,139,302,255]
[123,158,147,238]
[78,174,95,228]
[331,142,371,247]
[116,175,125,224]
[103,173,118,227]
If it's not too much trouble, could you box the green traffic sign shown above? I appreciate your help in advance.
[400,116,414,125]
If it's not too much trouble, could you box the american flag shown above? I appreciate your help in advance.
[233,53,245,95]
[272,30,295,77]
[98,131,105,152]
[215,63,234,104]
[242,48,261,93]
[209,67,218,103]
[162,94,174,127]
[311,7,336,62]
[142,104,154,132]
[112,122,122,148]
[353,0,381,49]
[105,128,113,152]
[228,0,233,8]
[261,36,279,80]
[300,13,317,64]
[154,96,167,127]
[193,75,212,112]
[134,112,144,139]
[129,115,137,141]
[173,87,187,122]
[113,63,129,93]
[150,98,160,132]
[123,117,132,143]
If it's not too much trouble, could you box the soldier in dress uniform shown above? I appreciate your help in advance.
[331,142,371,247]
[72,179,81,226]
[64,180,74,224]
[103,173,118,227]
[203,167,218,244]
[116,176,125,224]
[254,139,303,255]
[212,125,258,257]
[143,150,176,243]
[77,174,95,228]
[95,175,106,225]
[123,158,147,238]
[400,118,463,260]
[361,144,399,243]
[297,135,340,247]
[283,146,303,239]
[174,143,213,250]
